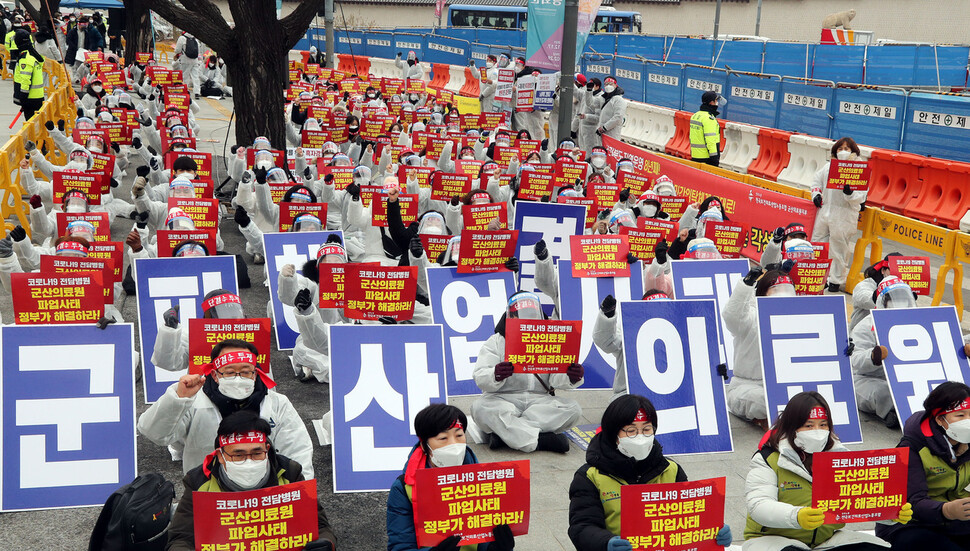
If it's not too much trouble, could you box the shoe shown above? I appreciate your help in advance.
[826,283,841,293]
[488,433,507,450]
[253,253,265,265]
[297,365,316,383]
[882,410,900,430]
[536,432,570,453]
[194,93,201,99]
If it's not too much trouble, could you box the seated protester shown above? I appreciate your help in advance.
[344,176,407,265]
[152,288,245,373]
[850,253,901,333]
[166,410,336,551]
[145,155,199,203]
[725,268,795,428]
[138,339,314,478]
[387,403,515,551]
[760,223,809,268]
[587,146,614,182]
[470,291,584,453]
[671,197,726,260]
[234,182,320,262]
[318,166,377,261]
[593,290,670,401]
[744,391,907,551]
[132,174,225,252]
[568,395,732,551]
[876,382,970,550]
[652,174,676,197]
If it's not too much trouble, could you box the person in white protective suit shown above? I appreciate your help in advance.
[849,253,900,332]
[394,50,424,81]
[152,288,245,375]
[200,54,231,98]
[595,76,627,146]
[760,223,810,268]
[811,137,867,293]
[173,31,202,98]
[137,339,315,478]
[470,291,585,454]
[577,78,603,154]
[724,267,797,428]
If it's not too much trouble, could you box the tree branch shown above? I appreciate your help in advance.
[279,0,320,51]
[139,0,233,52]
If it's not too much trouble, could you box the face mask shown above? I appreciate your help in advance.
[91,86,103,94]
[793,429,829,454]
[836,150,852,161]
[604,85,616,94]
[642,204,658,217]
[221,456,269,490]
[486,62,494,69]
[591,156,606,169]
[255,160,273,170]
[514,64,524,72]
[218,376,256,400]
[944,418,970,444]
[430,442,466,468]
[617,434,655,461]
[461,154,475,160]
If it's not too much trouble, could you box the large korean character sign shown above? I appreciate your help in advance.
[757,295,862,444]
[329,324,448,492]
[513,202,586,315]
[134,256,238,402]
[0,324,136,511]
[427,267,516,396]
[620,299,733,454]
[872,306,970,423]
[263,231,343,350]
[557,259,644,389]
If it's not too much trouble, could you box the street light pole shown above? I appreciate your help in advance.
[713,0,722,39]
[557,0,579,142]
[755,0,763,36]
[325,0,335,68]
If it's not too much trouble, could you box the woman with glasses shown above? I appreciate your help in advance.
[567,394,734,551]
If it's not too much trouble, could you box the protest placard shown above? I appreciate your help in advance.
[458,230,519,274]
[11,272,104,324]
[343,265,418,321]
[569,235,630,278]
[812,448,908,524]
[505,319,582,373]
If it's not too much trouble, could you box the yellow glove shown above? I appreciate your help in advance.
[894,502,913,524]
[797,507,825,530]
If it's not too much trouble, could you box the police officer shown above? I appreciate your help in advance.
[12,30,44,120]
[690,91,721,166]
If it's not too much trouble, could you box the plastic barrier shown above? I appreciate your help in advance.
[724,73,781,128]
[583,34,617,56]
[902,92,970,163]
[369,57,398,79]
[459,67,480,98]
[830,87,905,151]
[811,44,865,84]
[639,104,677,153]
[620,102,651,147]
[643,62,683,110]
[445,64,466,92]
[776,134,832,190]
[747,128,792,181]
[335,31,366,56]
[777,79,835,138]
[665,110,693,159]
[428,63,451,90]
[903,158,970,229]
[338,54,371,77]
[864,149,923,213]
[941,232,970,318]
[719,121,761,174]
[613,57,645,103]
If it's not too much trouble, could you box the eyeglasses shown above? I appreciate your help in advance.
[216,369,256,380]
[620,426,653,437]
[221,449,267,462]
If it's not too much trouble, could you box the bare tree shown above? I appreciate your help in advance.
[136,0,319,147]
[19,0,61,31]
[124,0,153,64]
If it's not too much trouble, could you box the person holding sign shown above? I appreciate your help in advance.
[744,391,903,550]
[166,411,337,551]
[849,254,901,332]
[470,291,584,453]
[152,288,244,374]
[877,382,970,549]
[810,138,867,293]
[594,290,671,399]
[386,403,517,551]
[567,394,734,551]
[761,223,811,268]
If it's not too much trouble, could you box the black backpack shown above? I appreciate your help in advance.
[184,36,198,59]
[88,473,176,551]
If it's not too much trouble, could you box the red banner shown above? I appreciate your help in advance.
[462,203,508,232]
[86,242,123,284]
[11,272,105,324]
[420,235,452,264]
[457,230,518,274]
[826,160,871,191]
[812,448,908,524]
[318,165,355,191]
[343,265,418,321]
[432,173,473,202]
[169,198,220,232]
[704,221,746,259]
[397,166,436,189]
[373,195,419,227]
[39,256,112,302]
[639,218,678,242]
[558,196,597,228]
[414,460,530,547]
[56,212,110,241]
[620,477,726,551]
[156,230,218,258]
[279,203,328,232]
[790,259,832,295]
[505,319,582,373]
[193,480,319,551]
[553,160,588,188]
[455,159,484,177]
[616,171,653,197]
[569,235,630,278]
[188,318,272,375]
[888,256,930,296]
[518,171,554,202]
[53,171,107,205]
[620,227,666,263]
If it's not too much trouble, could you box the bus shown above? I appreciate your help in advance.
[447,5,642,33]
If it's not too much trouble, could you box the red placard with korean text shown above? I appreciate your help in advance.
[100,69,127,89]
[658,196,689,221]
[317,262,379,308]
[318,165,355,191]
[343,265,418,321]
[480,111,508,130]
[639,218,678,242]
[302,129,331,151]
[587,180,620,210]
[53,171,108,205]
[420,235,451,264]
[86,242,123,284]
[156,230,218,257]
[188,318,272,375]
[193,480,319,551]
[811,242,830,260]
[279,203,328,232]
[397,166,436,189]
[569,235,630,278]
[888,256,931,296]
[89,152,116,176]
[11,272,105,324]
[135,52,152,63]
[56,212,110,241]
[169,198,220,232]
[165,92,191,112]
[704,221,746,259]
[812,448,908,524]
[457,230,518,274]
[245,148,287,170]
[619,227,666,263]
[456,159,484,177]
[558,196,596,228]
[826,160,871,191]
[414,460,530,547]
[554,160,588,188]
[39,256,112,302]
[492,146,520,168]
[505,319,582,373]
[620,477,726,551]
[518,171,554,201]
[616,171,653,197]
[373,194,419,227]
[790,259,832,295]
[165,151,213,179]
[97,121,129,145]
[72,127,111,150]
[432,173,473,201]
[463,203,508,231]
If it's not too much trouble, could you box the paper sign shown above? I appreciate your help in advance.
[519,171,554,201]
[458,230,519,274]
[279,203,328,232]
[432,173,473,202]
[812,448,908,524]
[40,256,113,302]
[640,218,678,242]
[620,477,726,551]
[463,203,508,231]
[480,112,509,131]
[373,194,419,227]
[86,242,123,284]
[790,259,832,295]
[187,318,272,375]
[494,69,514,102]
[155,230,218,258]
[554,161,588,188]
[826,160,871,191]
[97,121,128,145]
[704,221,746,259]
[72,128,111,151]
[420,235,452,264]
[318,165,355,190]
[888,256,931,296]
[169,197,219,232]
[515,75,535,112]
[11,272,104,324]
[505,319,582,373]
[343,265,418,321]
[89,152,116,176]
[616,171,653,197]
[56,212,110,241]
[558,196,596,228]
[397,166,436,189]
[659,196,689,221]
[619,227,666,262]
[53,171,107,205]
[569,235,630,278]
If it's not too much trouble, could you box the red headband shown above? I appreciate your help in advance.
[772,275,794,287]
[933,398,970,418]
[56,240,88,253]
[808,407,828,420]
[708,199,721,209]
[450,418,464,430]
[644,293,669,301]
[201,293,241,313]
[317,244,345,259]
[785,224,806,236]
[66,190,87,201]
[633,408,648,422]
[218,430,266,447]
[201,350,276,390]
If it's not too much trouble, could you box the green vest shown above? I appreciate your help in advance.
[15,52,44,100]
[689,110,719,159]
[405,483,478,551]
[584,459,681,535]
[5,30,16,53]
[196,467,289,493]
[918,446,970,503]
[744,451,843,547]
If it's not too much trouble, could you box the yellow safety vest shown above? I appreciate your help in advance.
[689,110,720,159]
[584,460,681,536]
[15,52,44,100]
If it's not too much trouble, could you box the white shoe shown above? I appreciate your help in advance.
[253,253,265,265]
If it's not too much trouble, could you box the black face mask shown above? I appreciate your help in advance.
[586,85,593,91]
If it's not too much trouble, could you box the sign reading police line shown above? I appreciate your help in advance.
[133,256,238,403]
[513,201,587,315]
[757,295,862,444]
[427,267,516,396]
[0,323,136,511]
[872,306,970,424]
[620,299,733,455]
[329,324,447,492]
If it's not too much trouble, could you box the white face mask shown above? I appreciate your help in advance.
[604,85,616,94]
[218,376,256,400]
[255,159,273,170]
[793,429,830,454]
[91,86,103,94]
[221,456,269,489]
[617,434,654,461]
[430,442,466,468]
[486,62,494,69]
[591,156,606,169]
[944,418,970,444]
[642,204,658,217]
[836,150,852,161]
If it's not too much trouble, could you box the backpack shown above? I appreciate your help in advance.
[184,36,198,59]
[88,473,176,551]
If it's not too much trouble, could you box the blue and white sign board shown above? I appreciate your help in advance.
[620,299,733,455]
[757,296,862,444]
[1,324,136,511]
[427,267,516,397]
[263,231,343,350]
[872,306,970,424]
[134,256,238,403]
[670,259,748,374]
[557,259,644,389]
[513,201,586,315]
[329,324,447,492]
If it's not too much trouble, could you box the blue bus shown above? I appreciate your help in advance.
[447,4,642,33]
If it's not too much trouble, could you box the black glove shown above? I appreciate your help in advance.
[494,362,514,381]
[230,145,240,154]
[772,226,784,244]
[326,233,343,245]
[601,294,616,318]
[147,146,158,156]
[149,156,160,171]
[110,178,119,188]
[135,210,150,229]
[843,184,852,196]
[743,267,764,286]
[378,316,398,325]
[28,195,42,209]
[253,166,268,184]
[491,524,515,551]
[136,165,150,178]
[505,257,519,272]
[303,166,312,181]
[429,536,462,551]
[534,239,548,261]
[57,119,65,131]
[346,182,361,201]
[323,173,334,184]
[450,194,460,207]
[409,236,424,257]
[131,136,142,149]
[24,140,35,152]
[96,316,116,330]
[781,259,796,273]
[540,138,549,150]
[813,195,822,208]
[626,252,638,264]
[655,240,669,264]
[10,225,26,242]
[45,120,54,131]
[234,206,251,227]
[294,288,313,312]
[162,305,180,328]
[396,52,403,58]
[618,188,630,203]
[111,142,120,154]
[567,362,584,383]
[540,194,550,203]
[716,363,729,382]
[844,340,855,357]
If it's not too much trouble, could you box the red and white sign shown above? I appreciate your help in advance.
[156,230,218,258]
[56,212,110,241]
[11,272,105,325]
[462,203,508,232]
[343,265,418,321]
[518,171,554,202]
[164,150,213,179]
[620,477,726,551]
[619,227,667,263]
[790,259,832,295]
[457,230,519,274]
[569,235,630,278]
[812,448,908,524]
[39,255,113,302]
[188,318,272,375]
[279,203,328,232]
[888,256,931,296]
[53,171,108,205]
[169,198,220,232]
[432,173,473,202]
[704,221,747,259]
[826,160,871,192]
[373,194,419,227]
[505,319,582,373]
